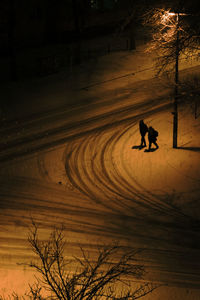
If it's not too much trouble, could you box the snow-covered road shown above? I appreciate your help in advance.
[0,105,200,296]
[0,48,200,298]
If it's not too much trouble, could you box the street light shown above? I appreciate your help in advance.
[163,11,187,148]
[173,11,180,149]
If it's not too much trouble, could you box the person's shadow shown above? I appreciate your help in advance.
[144,148,158,152]
[132,145,146,150]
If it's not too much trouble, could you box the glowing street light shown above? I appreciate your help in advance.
[168,12,187,16]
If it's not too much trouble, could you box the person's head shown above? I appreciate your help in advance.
[149,126,153,132]
[139,120,144,124]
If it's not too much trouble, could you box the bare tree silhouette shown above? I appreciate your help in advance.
[10,222,160,299]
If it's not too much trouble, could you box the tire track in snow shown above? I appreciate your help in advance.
[65,121,189,220]
[63,120,200,285]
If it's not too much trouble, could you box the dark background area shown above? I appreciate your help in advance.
[0,0,199,82]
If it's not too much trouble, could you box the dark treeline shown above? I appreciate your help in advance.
[0,0,199,80]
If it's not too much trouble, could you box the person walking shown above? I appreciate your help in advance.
[139,120,148,148]
[148,126,159,150]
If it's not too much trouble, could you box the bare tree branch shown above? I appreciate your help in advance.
[143,8,200,75]
[10,222,161,299]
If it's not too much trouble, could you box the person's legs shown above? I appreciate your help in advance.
[148,141,152,150]
[153,141,159,149]
[143,135,146,147]
[141,135,146,147]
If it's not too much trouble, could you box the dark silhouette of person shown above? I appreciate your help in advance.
[139,120,148,147]
[148,126,159,150]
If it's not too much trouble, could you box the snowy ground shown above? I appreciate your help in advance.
[0,45,200,298]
